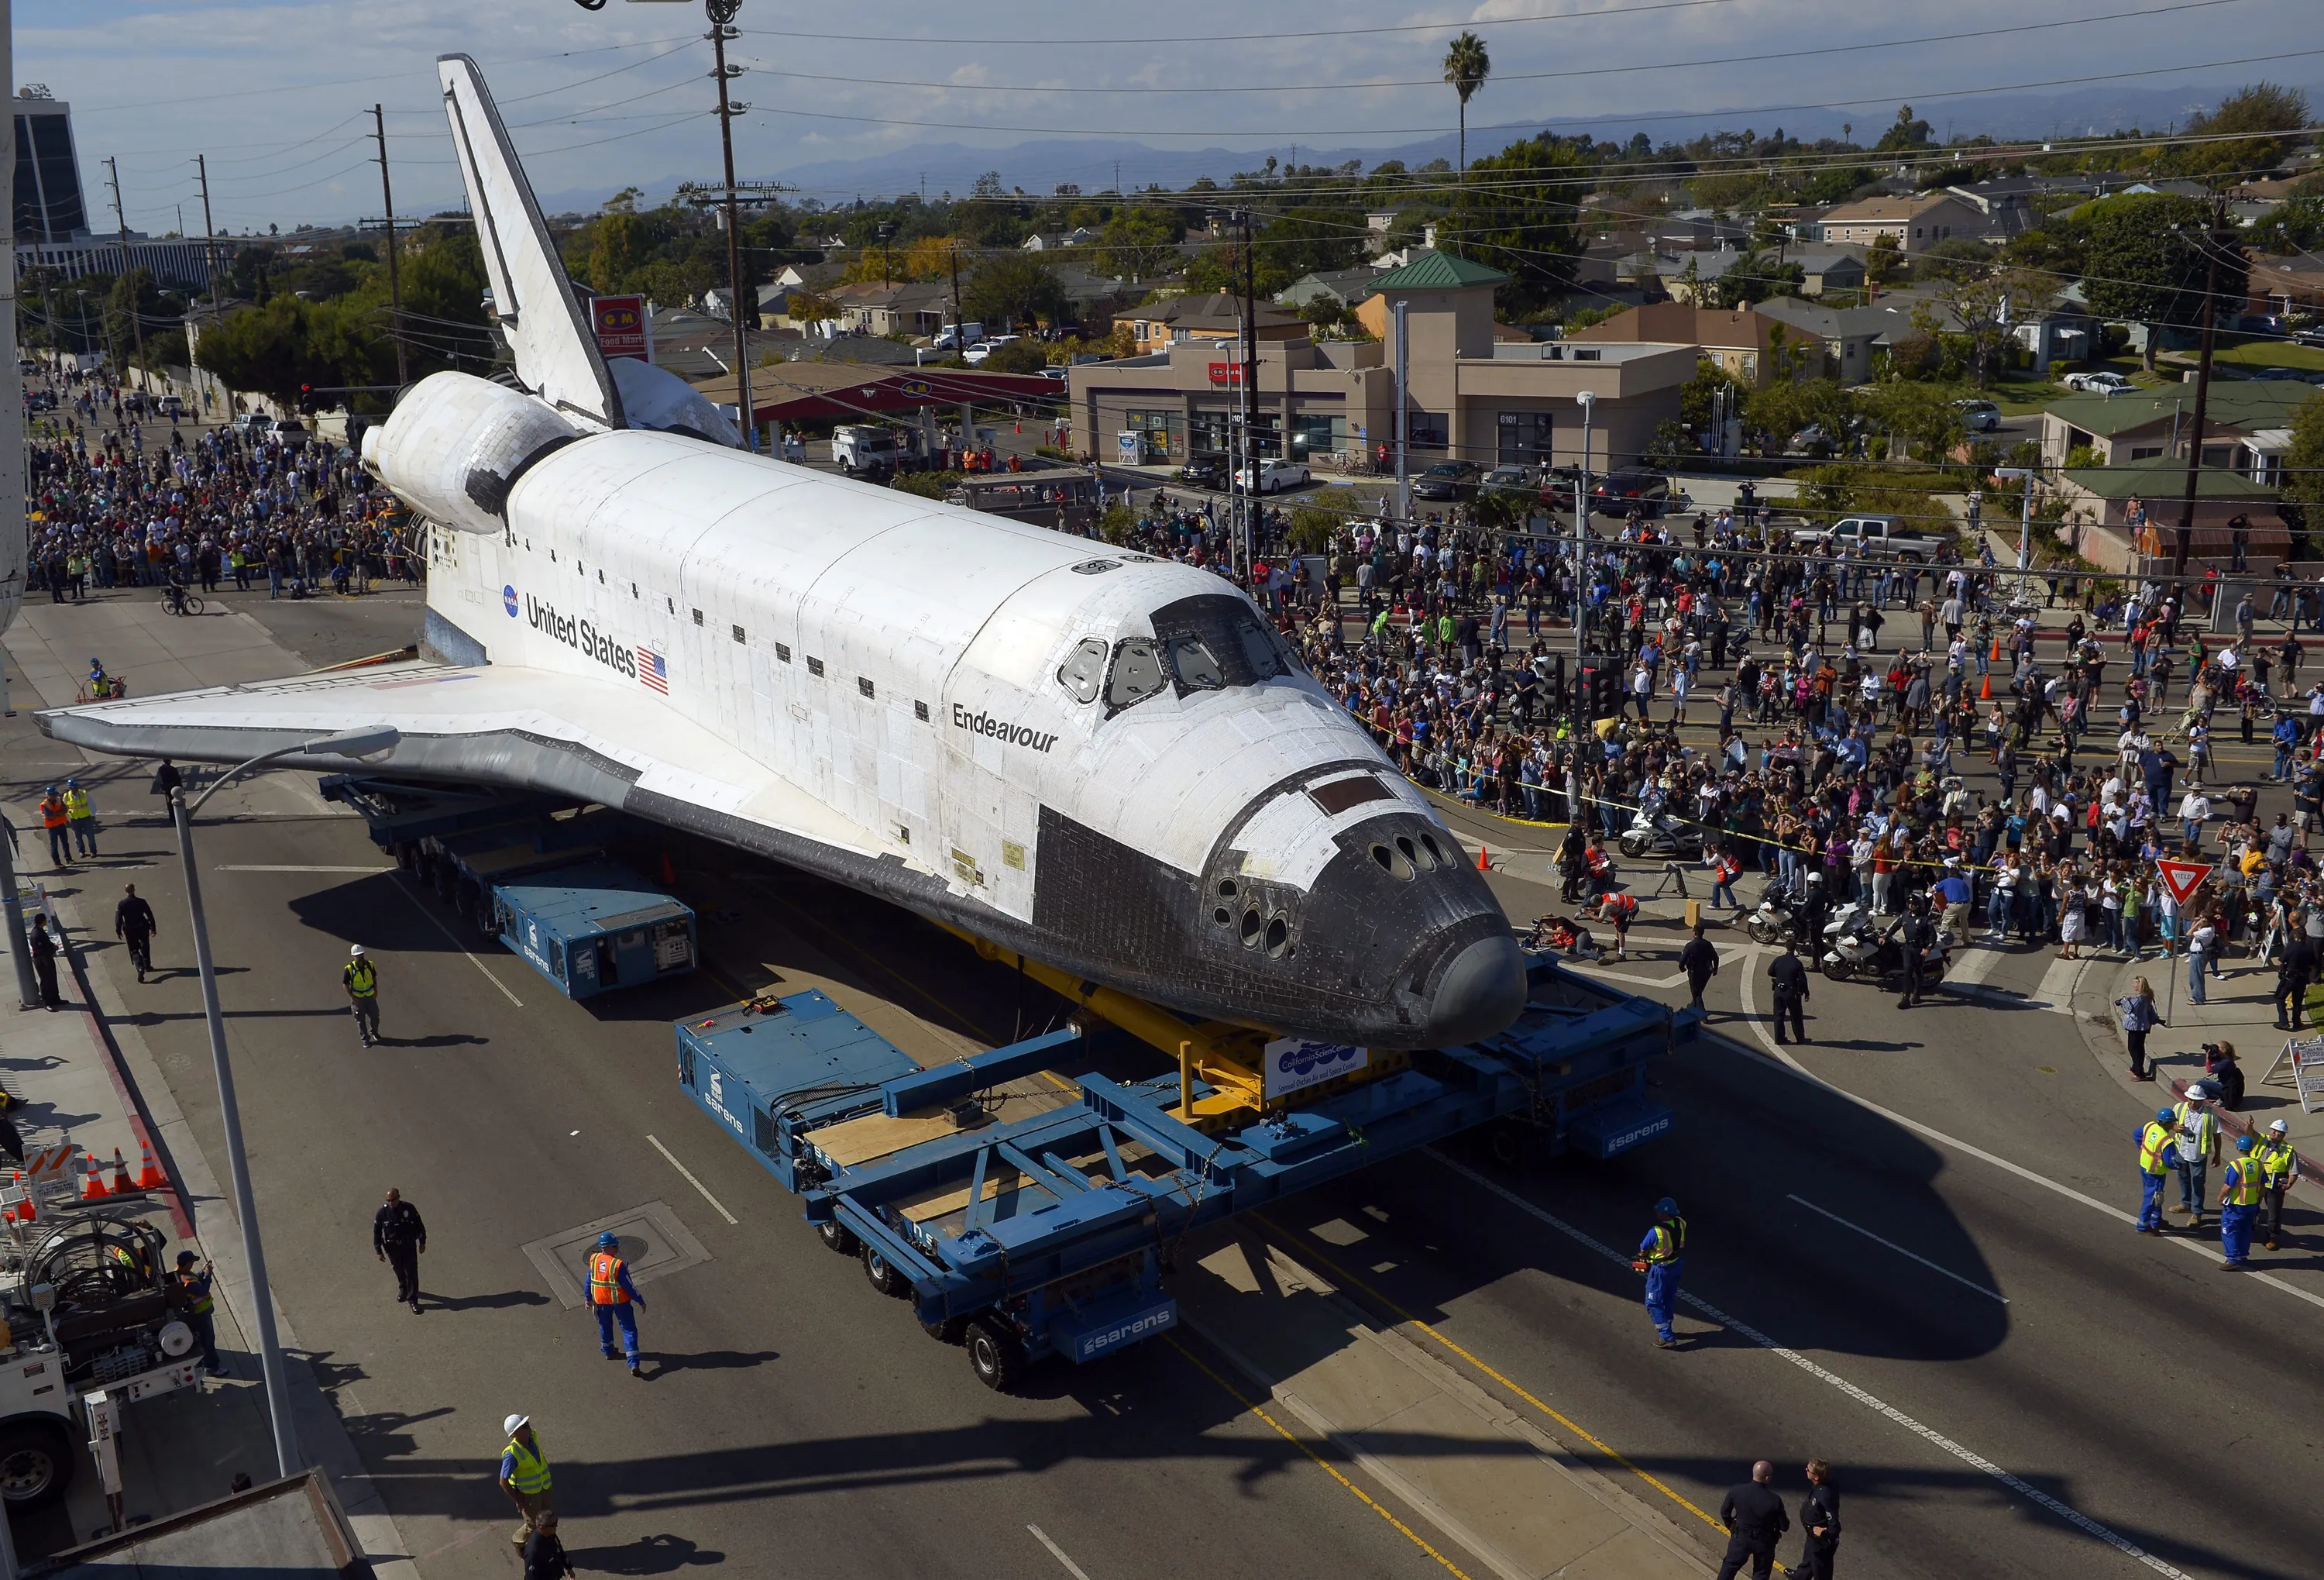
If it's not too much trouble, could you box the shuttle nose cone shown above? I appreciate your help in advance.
[1415,932,1527,1047]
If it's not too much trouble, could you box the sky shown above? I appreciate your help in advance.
[20,0,2321,235]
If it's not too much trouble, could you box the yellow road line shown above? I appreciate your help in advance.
[1163,1333,1477,1580]
[1250,1210,1740,1550]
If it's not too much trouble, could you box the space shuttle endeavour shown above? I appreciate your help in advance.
[37,56,1525,1049]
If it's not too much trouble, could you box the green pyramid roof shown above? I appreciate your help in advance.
[1369,250,1510,291]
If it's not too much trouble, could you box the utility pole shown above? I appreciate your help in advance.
[195,153,218,312]
[1239,207,1259,577]
[103,157,146,370]
[947,240,964,356]
[372,105,409,389]
[710,19,753,449]
[2171,197,2226,584]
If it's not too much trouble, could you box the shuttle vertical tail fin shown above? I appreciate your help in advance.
[437,53,624,431]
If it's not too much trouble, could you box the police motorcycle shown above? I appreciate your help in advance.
[1745,869,1823,946]
[1819,898,1951,984]
[1617,806,1709,861]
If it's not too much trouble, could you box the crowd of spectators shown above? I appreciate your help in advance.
[22,368,421,606]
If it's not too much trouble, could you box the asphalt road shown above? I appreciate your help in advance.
[13,583,2324,1578]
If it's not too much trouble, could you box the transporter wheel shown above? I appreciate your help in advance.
[965,1319,1027,1392]
[1483,1120,1537,1172]
[861,1243,910,1298]
[816,1220,859,1255]
[0,1418,74,1509]
[922,1314,970,1344]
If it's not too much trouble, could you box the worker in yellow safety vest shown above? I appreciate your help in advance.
[499,1413,553,1547]
[343,945,380,1048]
[2134,1108,2175,1234]
[61,779,97,858]
[2256,1119,2300,1251]
[1631,1198,1686,1349]
[588,1231,648,1375]
[2218,1135,2268,1270]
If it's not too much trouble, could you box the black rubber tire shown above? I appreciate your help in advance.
[861,1243,909,1298]
[1618,835,1647,859]
[966,1318,1027,1391]
[1483,1120,1535,1172]
[816,1220,859,1255]
[922,1313,971,1344]
[0,1416,75,1509]
[1821,957,1852,981]
[1746,918,1776,945]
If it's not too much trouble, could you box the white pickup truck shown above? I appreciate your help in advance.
[1789,513,1952,563]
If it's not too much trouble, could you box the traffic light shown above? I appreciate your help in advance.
[1581,665,1619,721]
[297,384,317,415]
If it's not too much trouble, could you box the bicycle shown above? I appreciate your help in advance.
[163,587,205,618]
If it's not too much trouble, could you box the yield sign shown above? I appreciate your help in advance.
[2154,858,2213,908]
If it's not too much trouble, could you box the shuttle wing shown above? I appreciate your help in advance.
[438,53,624,431]
[36,664,888,869]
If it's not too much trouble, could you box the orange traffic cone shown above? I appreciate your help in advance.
[80,1160,108,1201]
[1978,671,1992,700]
[1477,845,1493,872]
[1990,636,2001,662]
[135,1139,167,1192]
[110,1149,132,1195]
[19,1189,34,1225]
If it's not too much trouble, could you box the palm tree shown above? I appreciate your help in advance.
[1442,31,1490,179]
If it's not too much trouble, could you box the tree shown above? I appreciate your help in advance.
[1678,362,1748,428]
[963,253,1067,329]
[1865,234,1903,291]
[2078,192,2240,370]
[1439,133,1587,315]
[194,297,339,407]
[1915,236,1996,284]
[1442,31,1490,177]
[1096,208,1181,281]
[1857,379,1965,465]
[1873,105,1933,153]
[2281,391,2324,556]
[2252,196,2324,255]
[2169,83,2310,185]
[1707,251,1803,309]
[982,339,1050,373]
[1746,377,1853,455]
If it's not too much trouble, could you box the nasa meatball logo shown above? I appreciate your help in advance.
[1261,1037,1367,1100]
[502,584,519,618]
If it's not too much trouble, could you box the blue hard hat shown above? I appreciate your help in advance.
[1655,1196,1680,1216]
[2236,1134,2254,1152]
[596,1231,619,1248]
[2158,1108,2176,1124]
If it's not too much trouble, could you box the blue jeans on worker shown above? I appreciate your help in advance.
[2222,1203,2258,1265]
[46,825,69,866]
[1710,875,1738,910]
[2178,1157,2208,1215]
[190,1309,221,1372]
[2187,952,2207,1003]
[70,819,96,856]
[596,1300,640,1361]
[2138,1171,2168,1231]
[1644,1258,1680,1342]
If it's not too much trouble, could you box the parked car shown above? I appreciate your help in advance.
[2292,326,2324,349]
[1411,460,1483,501]
[2062,370,2134,394]
[160,394,185,419]
[961,342,992,365]
[1790,513,1950,562]
[1234,456,1311,494]
[232,412,273,437]
[1590,470,1672,517]
[2235,312,2283,334]
[2244,367,2311,382]
[931,322,985,352]
[1478,465,1544,502]
[1179,454,1227,489]
[1953,398,2002,432]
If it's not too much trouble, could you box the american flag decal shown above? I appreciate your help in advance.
[638,646,669,695]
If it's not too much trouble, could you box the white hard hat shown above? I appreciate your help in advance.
[349,944,366,957]
[2270,1119,2290,1134]
[504,1413,528,1435]
[2186,1083,2209,1100]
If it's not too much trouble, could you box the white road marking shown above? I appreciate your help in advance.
[387,877,524,1008]
[1736,970,2324,1314]
[1945,941,2007,990]
[1028,1524,1095,1580]
[1428,1148,2192,1580]
[646,1134,738,1226]
[217,864,393,873]
[2031,953,2088,1014]
[1785,1193,2009,1303]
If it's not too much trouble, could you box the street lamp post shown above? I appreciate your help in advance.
[171,725,399,1478]
[1573,390,1595,679]
[1995,466,2039,611]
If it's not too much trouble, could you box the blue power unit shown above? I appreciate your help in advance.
[672,955,1696,1389]
[493,862,696,1000]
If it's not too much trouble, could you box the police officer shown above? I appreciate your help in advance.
[2257,1117,2299,1251]
[1769,939,1811,1045]
[114,883,159,983]
[373,1187,427,1313]
[27,914,63,1009]
[587,1231,648,1376]
[2135,1107,2175,1234]
[343,944,380,1046]
[62,779,97,858]
[1889,890,1937,1008]
[2219,1134,2269,1269]
[1678,921,1719,1010]
[499,1414,554,1547]
[1795,1458,1841,1580]
[170,1250,224,1375]
[1715,1459,1789,1580]
[1631,1197,1686,1349]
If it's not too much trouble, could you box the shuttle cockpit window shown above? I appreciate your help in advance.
[1105,639,1167,713]
[1057,637,1109,704]
[1150,594,1296,694]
